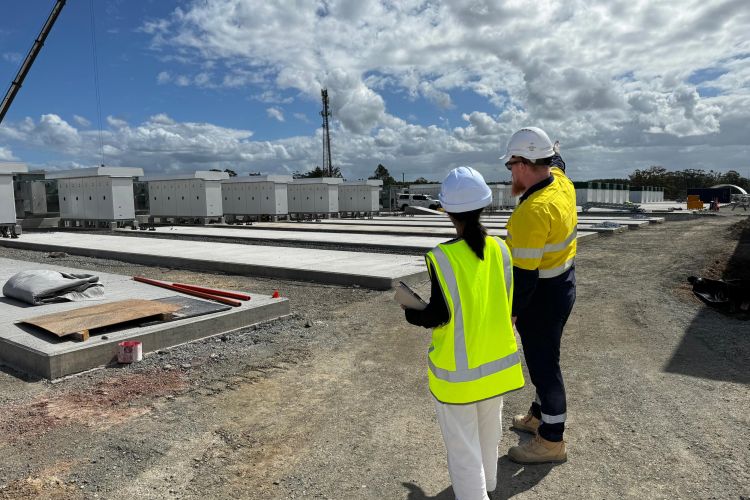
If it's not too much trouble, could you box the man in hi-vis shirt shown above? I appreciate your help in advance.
[501,127,577,464]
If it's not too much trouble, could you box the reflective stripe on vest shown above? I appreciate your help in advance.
[495,236,513,297]
[429,238,516,382]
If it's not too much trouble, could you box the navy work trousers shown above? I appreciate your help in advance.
[515,268,576,442]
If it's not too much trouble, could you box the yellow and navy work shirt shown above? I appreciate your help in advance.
[506,166,577,315]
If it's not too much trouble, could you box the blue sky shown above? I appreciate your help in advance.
[1,0,749,183]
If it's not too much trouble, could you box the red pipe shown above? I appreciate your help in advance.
[170,283,250,301]
[133,276,242,307]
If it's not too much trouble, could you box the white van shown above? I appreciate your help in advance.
[397,193,441,211]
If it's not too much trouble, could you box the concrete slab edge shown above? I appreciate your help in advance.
[110,230,431,254]
[0,239,422,290]
[0,299,291,379]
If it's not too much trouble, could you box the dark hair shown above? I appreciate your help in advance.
[449,208,487,260]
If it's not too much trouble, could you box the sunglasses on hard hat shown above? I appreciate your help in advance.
[505,159,524,171]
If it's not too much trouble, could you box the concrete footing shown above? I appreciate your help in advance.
[0,257,290,379]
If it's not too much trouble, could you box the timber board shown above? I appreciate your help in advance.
[20,299,182,338]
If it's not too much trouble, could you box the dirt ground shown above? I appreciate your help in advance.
[0,214,748,500]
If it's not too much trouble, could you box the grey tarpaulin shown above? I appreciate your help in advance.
[2,270,104,305]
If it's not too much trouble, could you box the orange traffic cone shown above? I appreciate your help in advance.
[272,290,280,298]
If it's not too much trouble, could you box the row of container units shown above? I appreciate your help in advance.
[573,182,631,205]
[1,163,28,236]
[48,167,143,223]
[629,186,665,203]
[16,168,383,223]
[408,183,518,209]
[145,174,382,220]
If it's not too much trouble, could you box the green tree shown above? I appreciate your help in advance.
[209,168,237,177]
[293,166,342,179]
[627,166,750,199]
[369,163,395,185]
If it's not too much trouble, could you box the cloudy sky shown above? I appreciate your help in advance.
[0,0,748,182]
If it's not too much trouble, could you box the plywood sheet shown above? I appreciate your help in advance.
[21,299,182,337]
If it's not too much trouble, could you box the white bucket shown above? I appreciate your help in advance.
[117,341,143,364]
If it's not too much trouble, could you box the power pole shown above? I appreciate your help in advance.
[320,88,334,177]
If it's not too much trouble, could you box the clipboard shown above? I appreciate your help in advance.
[394,281,427,310]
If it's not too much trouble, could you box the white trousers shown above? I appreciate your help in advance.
[434,396,503,500]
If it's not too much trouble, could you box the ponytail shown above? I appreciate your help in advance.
[449,208,487,260]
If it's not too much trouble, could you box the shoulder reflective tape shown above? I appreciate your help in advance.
[543,228,577,253]
[429,351,521,383]
[431,246,467,371]
[538,258,575,278]
[494,237,513,297]
[541,411,567,424]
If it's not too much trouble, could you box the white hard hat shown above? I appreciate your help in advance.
[500,127,555,161]
[439,166,492,213]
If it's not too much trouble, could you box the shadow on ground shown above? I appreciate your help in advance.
[665,217,750,384]
[403,453,554,499]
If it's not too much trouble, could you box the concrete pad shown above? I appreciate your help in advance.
[352,216,653,229]
[0,233,427,290]
[114,225,602,250]
[216,220,615,237]
[116,226,453,252]
[0,257,290,379]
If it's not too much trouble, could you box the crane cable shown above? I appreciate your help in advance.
[89,0,105,166]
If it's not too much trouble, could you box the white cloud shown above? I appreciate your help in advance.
[73,115,91,128]
[2,52,22,64]
[266,107,285,122]
[157,71,171,84]
[131,0,748,179]
[253,90,293,104]
[4,1,750,182]
[0,146,16,161]
[194,72,212,87]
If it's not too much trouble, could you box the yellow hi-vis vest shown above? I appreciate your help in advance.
[425,236,524,404]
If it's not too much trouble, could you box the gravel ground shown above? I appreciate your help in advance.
[0,214,748,499]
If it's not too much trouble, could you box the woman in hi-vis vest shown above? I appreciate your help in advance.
[403,166,524,500]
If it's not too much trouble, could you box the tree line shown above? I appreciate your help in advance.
[590,166,749,200]
[295,163,749,201]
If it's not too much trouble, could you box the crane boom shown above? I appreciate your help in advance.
[0,0,67,125]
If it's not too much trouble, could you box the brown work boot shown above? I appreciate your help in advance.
[511,413,540,434]
[508,434,567,464]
